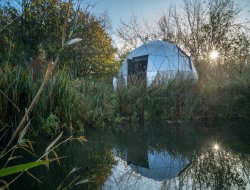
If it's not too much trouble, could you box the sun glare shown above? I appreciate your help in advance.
[213,144,220,150]
[210,50,219,60]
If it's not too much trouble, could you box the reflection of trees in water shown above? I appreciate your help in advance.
[63,142,116,190]
[9,130,117,190]
[161,148,250,190]
[58,131,116,190]
[6,123,250,189]
[109,123,250,189]
[114,123,201,159]
[103,150,250,190]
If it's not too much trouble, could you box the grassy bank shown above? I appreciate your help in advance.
[0,64,118,141]
[2,63,250,142]
[116,68,250,122]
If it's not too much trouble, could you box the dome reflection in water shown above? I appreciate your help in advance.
[103,123,250,190]
[8,122,250,190]
[128,151,190,181]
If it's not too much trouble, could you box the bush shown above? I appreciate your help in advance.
[42,113,59,136]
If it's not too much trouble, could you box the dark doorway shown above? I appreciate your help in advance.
[127,55,148,86]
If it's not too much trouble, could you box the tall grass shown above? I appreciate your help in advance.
[194,62,250,120]
[115,67,250,122]
[0,64,70,138]
[0,64,118,141]
[1,61,250,142]
[144,77,198,121]
[71,78,117,129]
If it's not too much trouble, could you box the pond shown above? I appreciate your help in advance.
[9,122,250,189]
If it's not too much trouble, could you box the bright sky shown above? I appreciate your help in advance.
[91,0,250,48]
[93,0,250,29]
[93,0,182,28]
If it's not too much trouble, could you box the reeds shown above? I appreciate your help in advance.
[0,65,117,139]
[2,63,250,139]
[115,68,250,122]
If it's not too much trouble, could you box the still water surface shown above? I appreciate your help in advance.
[11,122,250,189]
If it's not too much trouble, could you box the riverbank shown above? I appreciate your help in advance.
[1,63,250,140]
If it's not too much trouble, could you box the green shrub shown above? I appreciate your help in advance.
[42,113,58,135]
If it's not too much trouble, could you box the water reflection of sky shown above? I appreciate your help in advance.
[103,156,163,190]
[103,148,190,189]
[130,151,189,181]
[103,147,250,190]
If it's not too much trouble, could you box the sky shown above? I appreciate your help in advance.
[93,0,182,28]
[91,0,250,48]
[91,0,182,48]
[92,0,250,29]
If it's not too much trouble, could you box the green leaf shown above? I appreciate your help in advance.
[0,160,48,178]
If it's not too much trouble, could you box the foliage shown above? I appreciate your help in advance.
[180,148,247,189]
[0,160,49,178]
[0,0,118,77]
[1,59,250,143]
[74,79,117,128]
[145,78,199,121]
[42,114,59,136]
[0,64,116,141]
[115,65,250,122]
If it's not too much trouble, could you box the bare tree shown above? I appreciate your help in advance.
[116,12,159,49]
[158,0,248,63]
[158,6,177,43]
[158,0,209,62]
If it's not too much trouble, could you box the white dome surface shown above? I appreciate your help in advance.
[118,40,198,86]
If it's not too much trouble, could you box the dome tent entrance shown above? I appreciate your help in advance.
[114,40,198,87]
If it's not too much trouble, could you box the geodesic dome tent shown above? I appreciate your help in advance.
[114,40,198,87]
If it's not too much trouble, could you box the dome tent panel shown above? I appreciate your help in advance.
[115,40,198,88]
[146,44,163,55]
[178,55,191,71]
[162,55,179,71]
[162,42,177,56]
[149,55,166,71]
[158,56,170,71]
[127,53,134,60]
[129,45,149,58]
[147,71,158,85]
[150,44,168,57]
[147,56,157,72]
